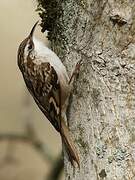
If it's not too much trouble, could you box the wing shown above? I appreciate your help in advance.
[23,61,61,132]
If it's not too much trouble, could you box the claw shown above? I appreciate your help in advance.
[69,60,83,84]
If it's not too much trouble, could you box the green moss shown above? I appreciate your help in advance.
[36,0,79,59]
[36,0,63,41]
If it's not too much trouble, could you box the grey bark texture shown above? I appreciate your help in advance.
[37,0,135,179]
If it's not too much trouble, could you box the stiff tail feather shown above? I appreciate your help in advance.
[60,119,80,168]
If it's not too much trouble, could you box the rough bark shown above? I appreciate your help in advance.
[37,0,135,179]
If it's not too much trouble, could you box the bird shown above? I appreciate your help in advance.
[17,21,80,167]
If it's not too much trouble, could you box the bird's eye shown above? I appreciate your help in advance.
[28,43,33,50]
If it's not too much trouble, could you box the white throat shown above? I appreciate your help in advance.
[33,37,69,81]
[33,37,50,56]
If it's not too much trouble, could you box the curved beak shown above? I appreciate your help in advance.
[29,21,39,38]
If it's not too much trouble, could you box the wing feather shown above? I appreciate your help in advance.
[23,61,61,132]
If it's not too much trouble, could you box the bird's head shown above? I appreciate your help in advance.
[17,21,39,66]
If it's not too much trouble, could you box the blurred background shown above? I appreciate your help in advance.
[0,0,63,179]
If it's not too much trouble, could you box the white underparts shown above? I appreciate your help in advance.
[33,37,69,82]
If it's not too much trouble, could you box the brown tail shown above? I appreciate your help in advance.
[60,119,80,168]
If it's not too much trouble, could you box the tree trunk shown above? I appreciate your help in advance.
[37,0,135,179]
